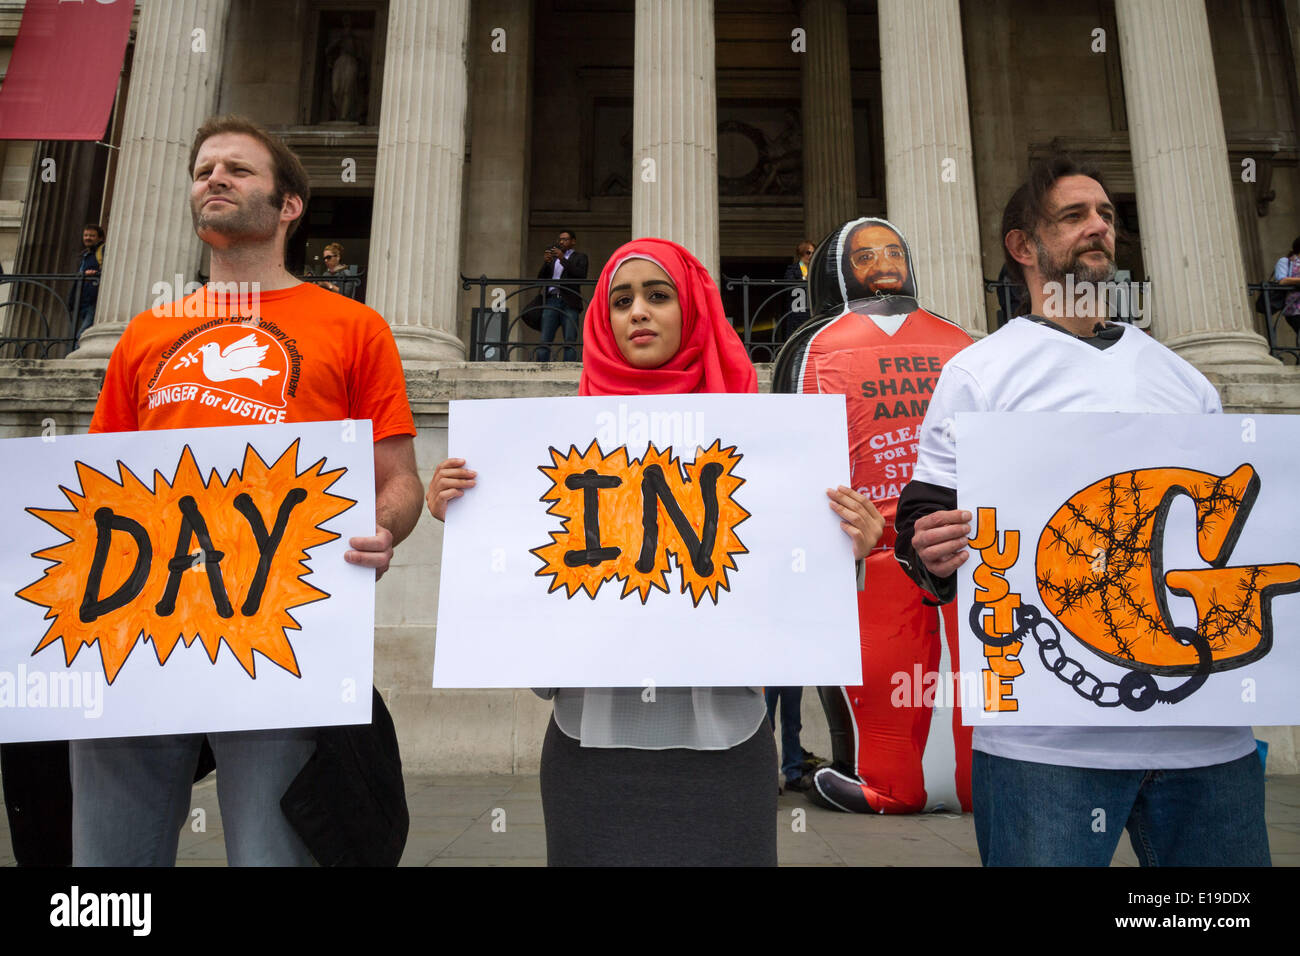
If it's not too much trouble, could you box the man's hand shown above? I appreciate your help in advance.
[427,458,476,521]
[827,485,885,561]
[346,525,396,580]
[368,435,423,578]
[913,509,973,578]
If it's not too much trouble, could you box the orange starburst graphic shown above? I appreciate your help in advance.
[16,441,355,683]
[530,439,749,605]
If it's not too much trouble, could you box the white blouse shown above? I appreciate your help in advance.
[546,686,768,750]
[536,560,864,750]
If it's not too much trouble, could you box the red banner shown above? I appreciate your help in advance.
[0,0,132,141]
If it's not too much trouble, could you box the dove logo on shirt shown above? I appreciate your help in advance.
[148,326,291,422]
[194,335,280,385]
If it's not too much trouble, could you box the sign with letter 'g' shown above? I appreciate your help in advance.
[958,413,1300,726]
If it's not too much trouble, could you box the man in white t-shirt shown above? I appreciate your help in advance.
[894,155,1269,866]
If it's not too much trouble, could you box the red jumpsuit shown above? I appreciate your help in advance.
[777,269,974,811]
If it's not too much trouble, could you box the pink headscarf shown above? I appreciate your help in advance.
[579,238,758,396]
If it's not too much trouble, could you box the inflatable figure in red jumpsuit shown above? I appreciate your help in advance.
[773,217,974,813]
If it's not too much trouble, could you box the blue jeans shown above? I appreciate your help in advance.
[73,298,97,343]
[764,686,804,781]
[537,295,579,362]
[71,728,318,866]
[972,750,1270,866]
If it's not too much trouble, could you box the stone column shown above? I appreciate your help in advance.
[460,0,532,356]
[800,0,857,245]
[878,0,987,336]
[1115,0,1274,366]
[366,0,470,363]
[1284,2,1300,137]
[4,140,106,354]
[961,0,1025,319]
[72,0,231,360]
[632,0,719,277]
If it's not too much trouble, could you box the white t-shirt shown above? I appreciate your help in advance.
[913,317,1256,770]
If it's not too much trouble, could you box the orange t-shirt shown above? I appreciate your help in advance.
[90,283,416,441]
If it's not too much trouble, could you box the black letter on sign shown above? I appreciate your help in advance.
[636,462,724,576]
[79,507,153,623]
[233,488,308,615]
[563,470,622,567]
[154,495,233,618]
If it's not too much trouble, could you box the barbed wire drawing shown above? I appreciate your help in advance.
[1034,464,1300,681]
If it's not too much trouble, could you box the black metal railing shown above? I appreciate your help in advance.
[300,268,367,301]
[462,275,598,361]
[984,278,1024,329]
[0,273,97,358]
[462,273,811,363]
[720,275,806,363]
[0,270,370,360]
[4,268,1290,365]
[1249,282,1299,364]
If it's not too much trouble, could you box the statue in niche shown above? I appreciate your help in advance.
[597,127,634,197]
[324,14,366,123]
[758,109,802,196]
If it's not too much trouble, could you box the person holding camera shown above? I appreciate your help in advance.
[536,229,588,361]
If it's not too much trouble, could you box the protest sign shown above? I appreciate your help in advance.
[958,413,1300,726]
[0,420,376,741]
[434,394,862,688]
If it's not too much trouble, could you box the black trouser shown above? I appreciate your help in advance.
[1,740,72,866]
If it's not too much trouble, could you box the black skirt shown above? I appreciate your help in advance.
[539,716,778,866]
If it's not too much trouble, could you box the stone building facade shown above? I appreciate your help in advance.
[1,0,1299,773]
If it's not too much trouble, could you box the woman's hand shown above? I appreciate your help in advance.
[828,485,884,561]
[427,458,476,521]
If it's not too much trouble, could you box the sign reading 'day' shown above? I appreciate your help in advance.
[0,420,377,742]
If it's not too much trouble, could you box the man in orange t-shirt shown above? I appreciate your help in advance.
[71,116,424,866]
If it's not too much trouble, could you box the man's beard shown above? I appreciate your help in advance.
[1035,237,1116,287]
[845,267,909,299]
[191,189,280,244]
[864,270,907,294]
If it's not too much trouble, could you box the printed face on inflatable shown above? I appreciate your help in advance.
[847,223,909,296]
[804,217,920,323]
